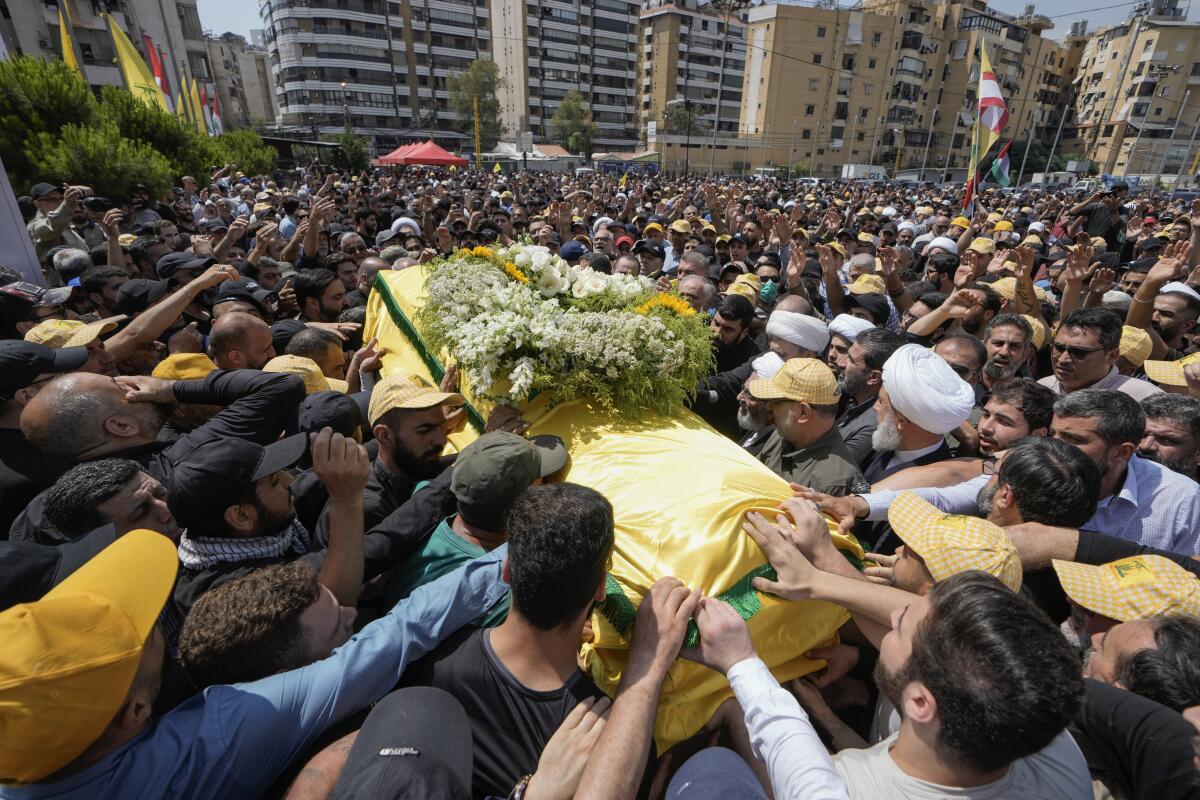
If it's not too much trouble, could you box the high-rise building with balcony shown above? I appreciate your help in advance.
[207,33,280,129]
[1069,0,1199,183]
[491,0,639,152]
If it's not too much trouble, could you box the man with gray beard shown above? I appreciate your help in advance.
[736,352,784,457]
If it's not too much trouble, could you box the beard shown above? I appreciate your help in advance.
[976,480,998,517]
[983,360,1018,382]
[873,659,910,716]
[737,406,769,433]
[392,443,448,481]
[252,496,297,538]
[1138,448,1196,477]
[871,409,902,453]
[843,368,868,400]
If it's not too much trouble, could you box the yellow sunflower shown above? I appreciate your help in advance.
[634,293,696,317]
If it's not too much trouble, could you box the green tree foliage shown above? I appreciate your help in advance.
[664,101,710,137]
[448,60,505,152]
[327,129,371,173]
[27,122,176,199]
[551,91,597,157]
[0,57,97,191]
[97,86,214,178]
[212,129,278,176]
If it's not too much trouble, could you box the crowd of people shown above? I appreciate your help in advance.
[2,163,1200,799]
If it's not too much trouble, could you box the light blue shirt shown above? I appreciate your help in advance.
[0,549,509,800]
[862,455,1200,554]
[279,215,299,242]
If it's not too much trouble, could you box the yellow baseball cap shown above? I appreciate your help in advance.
[856,232,875,243]
[368,373,465,426]
[1021,234,1043,246]
[1052,555,1200,621]
[993,220,1014,232]
[791,227,809,238]
[151,353,217,381]
[1119,326,1153,368]
[747,357,841,405]
[724,283,758,302]
[1021,315,1047,350]
[888,492,1022,591]
[117,233,138,248]
[702,223,717,233]
[986,212,1002,223]
[968,237,996,255]
[716,234,731,243]
[951,216,971,228]
[990,277,1017,301]
[1144,352,1200,386]
[669,219,692,234]
[827,241,847,258]
[24,316,124,349]
[732,273,763,292]
[0,530,177,783]
[847,274,887,296]
[642,222,664,234]
[263,355,349,395]
[1090,236,1107,248]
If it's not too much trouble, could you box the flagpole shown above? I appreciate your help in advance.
[1015,126,1033,188]
[919,106,938,183]
[57,4,86,78]
[964,112,981,211]
[940,115,957,184]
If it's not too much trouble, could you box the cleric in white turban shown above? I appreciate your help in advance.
[880,344,975,436]
[765,310,829,359]
[751,351,786,380]
[924,236,959,257]
[828,313,875,345]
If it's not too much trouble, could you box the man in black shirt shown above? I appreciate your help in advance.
[403,483,614,798]
[1066,183,1128,253]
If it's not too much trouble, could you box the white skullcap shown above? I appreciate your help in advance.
[1161,282,1200,305]
[1028,221,1046,233]
[751,351,786,380]
[882,206,897,218]
[925,237,959,256]
[592,216,614,234]
[828,313,875,343]
[882,344,976,435]
[897,221,918,234]
[766,310,830,353]
[390,216,422,235]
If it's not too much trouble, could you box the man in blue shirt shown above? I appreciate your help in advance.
[0,529,508,798]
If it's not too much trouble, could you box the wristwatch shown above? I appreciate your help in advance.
[509,773,534,800]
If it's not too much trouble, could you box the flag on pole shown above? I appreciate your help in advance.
[619,172,628,188]
[188,79,207,135]
[964,46,1009,212]
[104,13,169,111]
[989,140,1012,188]
[210,92,225,135]
[58,7,82,78]
[200,84,215,135]
[492,162,502,174]
[142,35,172,112]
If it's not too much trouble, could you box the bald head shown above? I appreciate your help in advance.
[773,294,815,316]
[209,312,276,370]
[357,257,389,295]
[21,373,165,459]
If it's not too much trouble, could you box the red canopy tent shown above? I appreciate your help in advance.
[394,140,469,167]
[374,142,420,165]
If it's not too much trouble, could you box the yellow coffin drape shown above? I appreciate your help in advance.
[365,268,860,749]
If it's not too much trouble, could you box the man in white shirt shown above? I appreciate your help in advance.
[744,503,1092,800]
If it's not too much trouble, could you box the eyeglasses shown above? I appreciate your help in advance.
[343,245,366,255]
[1051,342,1105,360]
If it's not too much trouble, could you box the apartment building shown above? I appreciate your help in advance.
[207,33,280,129]
[490,0,640,151]
[2,0,212,109]
[1070,0,1200,183]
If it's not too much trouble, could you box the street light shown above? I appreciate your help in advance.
[340,81,351,130]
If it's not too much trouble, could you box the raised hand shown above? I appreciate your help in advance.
[1088,267,1115,296]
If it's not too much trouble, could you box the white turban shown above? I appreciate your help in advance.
[390,216,422,235]
[766,310,830,353]
[897,221,918,234]
[1028,221,1046,234]
[828,313,875,343]
[881,344,975,435]
[925,237,959,256]
[751,351,786,380]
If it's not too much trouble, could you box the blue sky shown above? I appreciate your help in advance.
[196,0,1186,42]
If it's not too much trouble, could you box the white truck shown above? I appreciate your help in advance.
[841,164,889,181]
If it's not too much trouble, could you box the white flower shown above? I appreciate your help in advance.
[583,275,607,296]
[514,251,531,268]
[538,268,564,298]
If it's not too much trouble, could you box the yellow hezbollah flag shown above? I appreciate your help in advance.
[58,7,82,78]
[492,162,502,174]
[619,171,628,188]
[104,13,168,111]
[364,268,859,749]
[189,79,207,135]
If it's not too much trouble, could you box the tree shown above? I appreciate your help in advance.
[551,91,597,158]
[27,122,176,200]
[0,57,97,192]
[212,130,278,176]
[664,101,710,137]
[328,129,370,173]
[97,86,214,179]
[448,59,505,152]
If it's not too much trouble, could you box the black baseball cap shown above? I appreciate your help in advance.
[846,292,890,325]
[168,434,308,532]
[0,340,88,399]
[115,279,172,314]
[157,252,216,280]
[329,687,473,800]
[82,197,117,213]
[211,279,276,316]
[288,390,368,438]
[271,319,307,355]
[0,524,118,612]
[632,240,665,259]
[29,183,58,200]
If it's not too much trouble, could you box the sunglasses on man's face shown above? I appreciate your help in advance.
[1051,342,1105,360]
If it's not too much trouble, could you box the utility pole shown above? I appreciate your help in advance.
[684,98,692,175]
[893,125,904,175]
[867,121,881,167]
[707,0,749,174]
[940,115,957,183]
[1015,125,1033,188]
[789,119,797,179]
[844,115,858,176]
[1151,89,1190,198]
[808,121,820,177]
[919,107,938,182]
[1175,114,1200,189]
[473,94,482,169]
[1045,88,1071,179]
[341,81,351,130]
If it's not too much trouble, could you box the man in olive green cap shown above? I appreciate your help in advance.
[382,432,567,623]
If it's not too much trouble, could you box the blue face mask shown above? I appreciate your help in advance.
[759,279,781,303]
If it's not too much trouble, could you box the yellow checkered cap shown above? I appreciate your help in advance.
[724,283,758,302]
[951,216,971,228]
[968,237,996,255]
[1052,555,1200,621]
[888,492,1022,591]
[732,273,762,292]
[151,353,217,381]
[848,274,887,296]
[1021,315,1047,350]
[24,316,124,349]
[747,357,841,405]
[990,277,1017,301]
[1120,326,1153,368]
[368,373,464,425]
[857,232,875,243]
[262,355,348,395]
[1144,351,1200,387]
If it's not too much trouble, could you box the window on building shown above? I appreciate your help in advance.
[868,58,877,69]
[178,4,204,41]
[802,129,811,139]
[817,26,826,37]
[812,53,822,65]
[1154,106,1162,116]
[805,104,815,114]
[872,32,881,45]
[857,131,865,141]
[808,79,819,91]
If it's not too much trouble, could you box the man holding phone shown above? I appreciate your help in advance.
[1067,183,1128,253]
